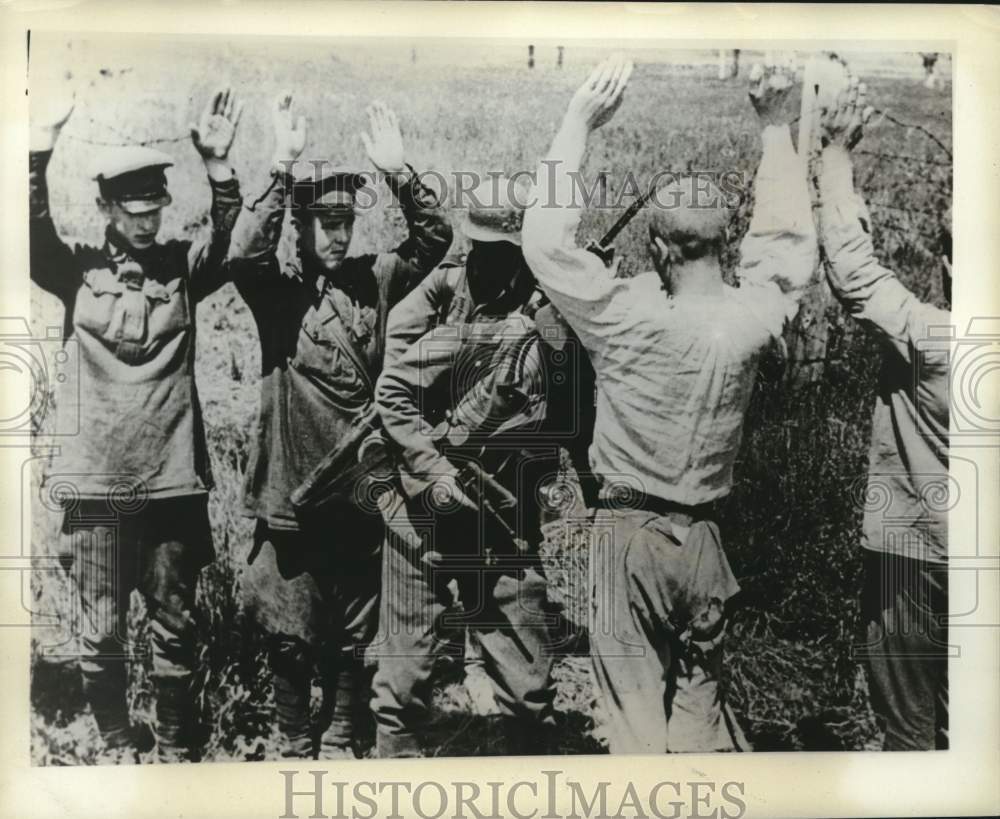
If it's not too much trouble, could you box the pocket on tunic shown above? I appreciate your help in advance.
[291,305,360,388]
[75,267,189,358]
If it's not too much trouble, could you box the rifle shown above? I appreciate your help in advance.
[290,321,543,525]
[454,458,530,561]
[289,404,388,516]
[584,185,657,269]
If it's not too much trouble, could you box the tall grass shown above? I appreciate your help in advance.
[30,42,951,761]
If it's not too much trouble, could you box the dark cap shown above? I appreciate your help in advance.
[291,163,365,215]
[93,146,174,215]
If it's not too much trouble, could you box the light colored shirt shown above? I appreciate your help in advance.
[818,147,949,564]
[522,125,817,506]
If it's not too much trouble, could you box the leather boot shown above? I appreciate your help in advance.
[154,675,199,763]
[374,729,423,759]
[318,667,355,758]
[271,638,315,759]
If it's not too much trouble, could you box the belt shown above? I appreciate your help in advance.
[594,490,714,528]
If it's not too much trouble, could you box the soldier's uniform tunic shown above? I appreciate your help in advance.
[229,166,451,756]
[369,251,595,757]
[29,147,243,760]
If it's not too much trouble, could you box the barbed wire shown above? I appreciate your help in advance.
[853,149,951,168]
[65,133,192,147]
[875,109,952,160]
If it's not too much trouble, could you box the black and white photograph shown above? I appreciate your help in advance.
[23,29,958,765]
[3,4,999,817]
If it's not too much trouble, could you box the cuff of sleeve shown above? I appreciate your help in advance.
[387,164,436,209]
[208,175,241,195]
[399,458,458,500]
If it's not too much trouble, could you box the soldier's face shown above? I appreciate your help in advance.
[469,240,524,299]
[98,199,163,251]
[304,212,355,271]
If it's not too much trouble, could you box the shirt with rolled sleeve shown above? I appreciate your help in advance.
[522,124,817,506]
[818,147,949,564]
[29,148,243,499]
[230,167,452,529]
[377,314,564,548]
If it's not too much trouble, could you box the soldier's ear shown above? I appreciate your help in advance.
[649,235,670,270]
[96,197,112,218]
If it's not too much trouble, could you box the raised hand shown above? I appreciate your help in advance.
[29,75,75,152]
[272,91,307,165]
[821,72,875,151]
[748,57,796,127]
[565,55,634,133]
[360,102,405,175]
[190,86,244,162]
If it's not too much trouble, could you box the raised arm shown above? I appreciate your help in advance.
[226,91,306,291]
[29,91,81,303]
[185,87,246,302]
[521,57,635,356]
[736,60,818,327]
[362,103,453,307]
[816,71,949,366]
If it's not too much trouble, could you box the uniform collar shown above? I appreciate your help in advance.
[302,252,358,298]
[102,227,160,270]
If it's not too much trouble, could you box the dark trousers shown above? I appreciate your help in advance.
[58,494,213,758]
[369,490,556,757]
[239,507,383,757]
[860,550,949,750]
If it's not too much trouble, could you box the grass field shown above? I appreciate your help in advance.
[28,34,952,763]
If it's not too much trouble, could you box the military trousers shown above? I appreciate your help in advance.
[587,508,747,754]
[369,490,557,757]
[58,494,213,759]
[860,549,949,750]
[239,506,383,757]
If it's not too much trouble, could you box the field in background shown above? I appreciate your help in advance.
[28,34,952,763]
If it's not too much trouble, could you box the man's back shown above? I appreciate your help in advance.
[585,273,782,504]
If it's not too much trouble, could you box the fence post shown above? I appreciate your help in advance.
[786,55,833,388]
[557,46,564,68]
[528,44,534,69]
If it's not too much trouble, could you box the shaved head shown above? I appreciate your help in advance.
[648,177,732,261]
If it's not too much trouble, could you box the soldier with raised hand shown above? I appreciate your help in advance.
[30,83,245,763]
[229,92,452,759]
[522,56,819,753]
[816,65,950,750]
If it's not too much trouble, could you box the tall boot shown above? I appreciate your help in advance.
[319,663,362,759]
[80,658,135,760]
[374,729,424,759]
[154,675,197,763]
[271,638,314,759]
